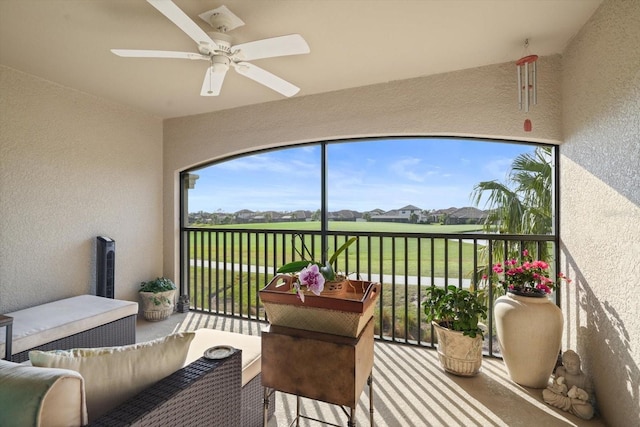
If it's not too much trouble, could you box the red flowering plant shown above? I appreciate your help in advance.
[486,249,571,297]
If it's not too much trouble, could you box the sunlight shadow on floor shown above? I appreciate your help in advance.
[137,312,605,427]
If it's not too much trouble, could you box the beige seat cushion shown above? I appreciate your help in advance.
[1,295,138,356]
[29,332,194,422]
[0,359,87,427]
[186,328,261,386]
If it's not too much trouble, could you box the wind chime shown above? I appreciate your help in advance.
[516,39,538,132]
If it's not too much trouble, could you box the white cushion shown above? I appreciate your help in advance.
[186,328,261,386]
[1,295,138,356]
[0,359,87,427]
[29,331,194,422]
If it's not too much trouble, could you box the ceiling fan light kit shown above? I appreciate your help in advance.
[111,0,309,97]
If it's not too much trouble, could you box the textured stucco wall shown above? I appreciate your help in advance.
[0,66,164,312]
[163,57,562,278]
[560,0,640,425]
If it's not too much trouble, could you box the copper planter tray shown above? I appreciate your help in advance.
[259,275,380,337]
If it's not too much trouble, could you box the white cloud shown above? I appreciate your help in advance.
[482,157,514,181]
[389,158,426,182]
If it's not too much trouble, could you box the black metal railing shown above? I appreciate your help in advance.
[182,227,557,356]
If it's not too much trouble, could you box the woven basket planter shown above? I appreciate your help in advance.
[259,275,380,337]
[140,290,176,321]
[432,321,483,376]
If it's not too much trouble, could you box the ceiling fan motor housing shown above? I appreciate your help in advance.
[198,32,231,56]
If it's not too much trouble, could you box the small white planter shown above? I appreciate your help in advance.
[140,290,176,321]
[432,321,483,376]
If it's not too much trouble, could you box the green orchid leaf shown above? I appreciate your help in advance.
[328,237,357,265]
[277,260,315,274]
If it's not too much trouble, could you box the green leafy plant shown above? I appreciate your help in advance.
[277,235,357,281]
[422,285,487,338]
[276,235,357,301]
[139,277,176,306]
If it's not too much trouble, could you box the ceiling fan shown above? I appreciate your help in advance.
[111,0,310,97]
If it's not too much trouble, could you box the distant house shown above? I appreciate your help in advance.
[279,210,312,222]
[235,209,255,224]
[429,207,458,223]
[368,205,424,223]
[196,205,484,225]
[446,207,488,225]
[328,210,360,221]
[398,205,421,216]
[292,210,313,221]
[368,209,407,223]
[249,210,282,223]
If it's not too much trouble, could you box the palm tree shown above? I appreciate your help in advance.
[470,146,554,294]
[472,146,552,236]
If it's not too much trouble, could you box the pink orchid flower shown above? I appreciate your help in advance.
[299,263,325,297]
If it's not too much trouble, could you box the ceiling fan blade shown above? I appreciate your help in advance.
[111,49,208,60]
[232,34,310,61]
[234,62,300,97]
[201,65,228,96]
[146,0,218,50]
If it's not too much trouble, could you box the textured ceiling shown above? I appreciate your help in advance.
[0,0,603,119]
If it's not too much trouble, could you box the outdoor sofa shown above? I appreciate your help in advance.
[0,293,273,426]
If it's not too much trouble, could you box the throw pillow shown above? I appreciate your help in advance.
[29,331,195,422]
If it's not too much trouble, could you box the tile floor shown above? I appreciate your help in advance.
[137,312,606,427]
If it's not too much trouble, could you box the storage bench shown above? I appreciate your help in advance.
[0,295,138,362]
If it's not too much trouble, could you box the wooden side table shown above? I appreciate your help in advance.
[0,315,13,361]
[261,318,374,426]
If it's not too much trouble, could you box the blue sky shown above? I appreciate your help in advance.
[187,138,536,213]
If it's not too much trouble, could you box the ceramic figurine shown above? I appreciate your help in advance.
[542,350,595,420]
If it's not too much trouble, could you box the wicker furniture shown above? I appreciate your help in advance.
[244,372,274,426]
[12,316,136,363]
[185,328,274,427]
[1,296,138,363]
[0,315,12,360]
[92,350,242,426]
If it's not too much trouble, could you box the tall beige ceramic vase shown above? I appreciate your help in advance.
[494,292,563,388]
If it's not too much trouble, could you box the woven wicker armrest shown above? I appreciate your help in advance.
[90,350,242,427]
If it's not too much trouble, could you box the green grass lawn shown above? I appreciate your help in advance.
[186,222,487,342]
[187,222,483,279]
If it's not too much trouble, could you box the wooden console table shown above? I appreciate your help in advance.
[261,318,374,426]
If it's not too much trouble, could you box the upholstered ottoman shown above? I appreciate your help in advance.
[186,328,274,427]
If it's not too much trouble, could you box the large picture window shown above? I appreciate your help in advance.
[180,137,558,350]
[185,145,322,227]
[185,137,552,235]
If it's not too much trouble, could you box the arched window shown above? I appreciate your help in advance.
[183,137,554,233]
[180,137,558,349]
